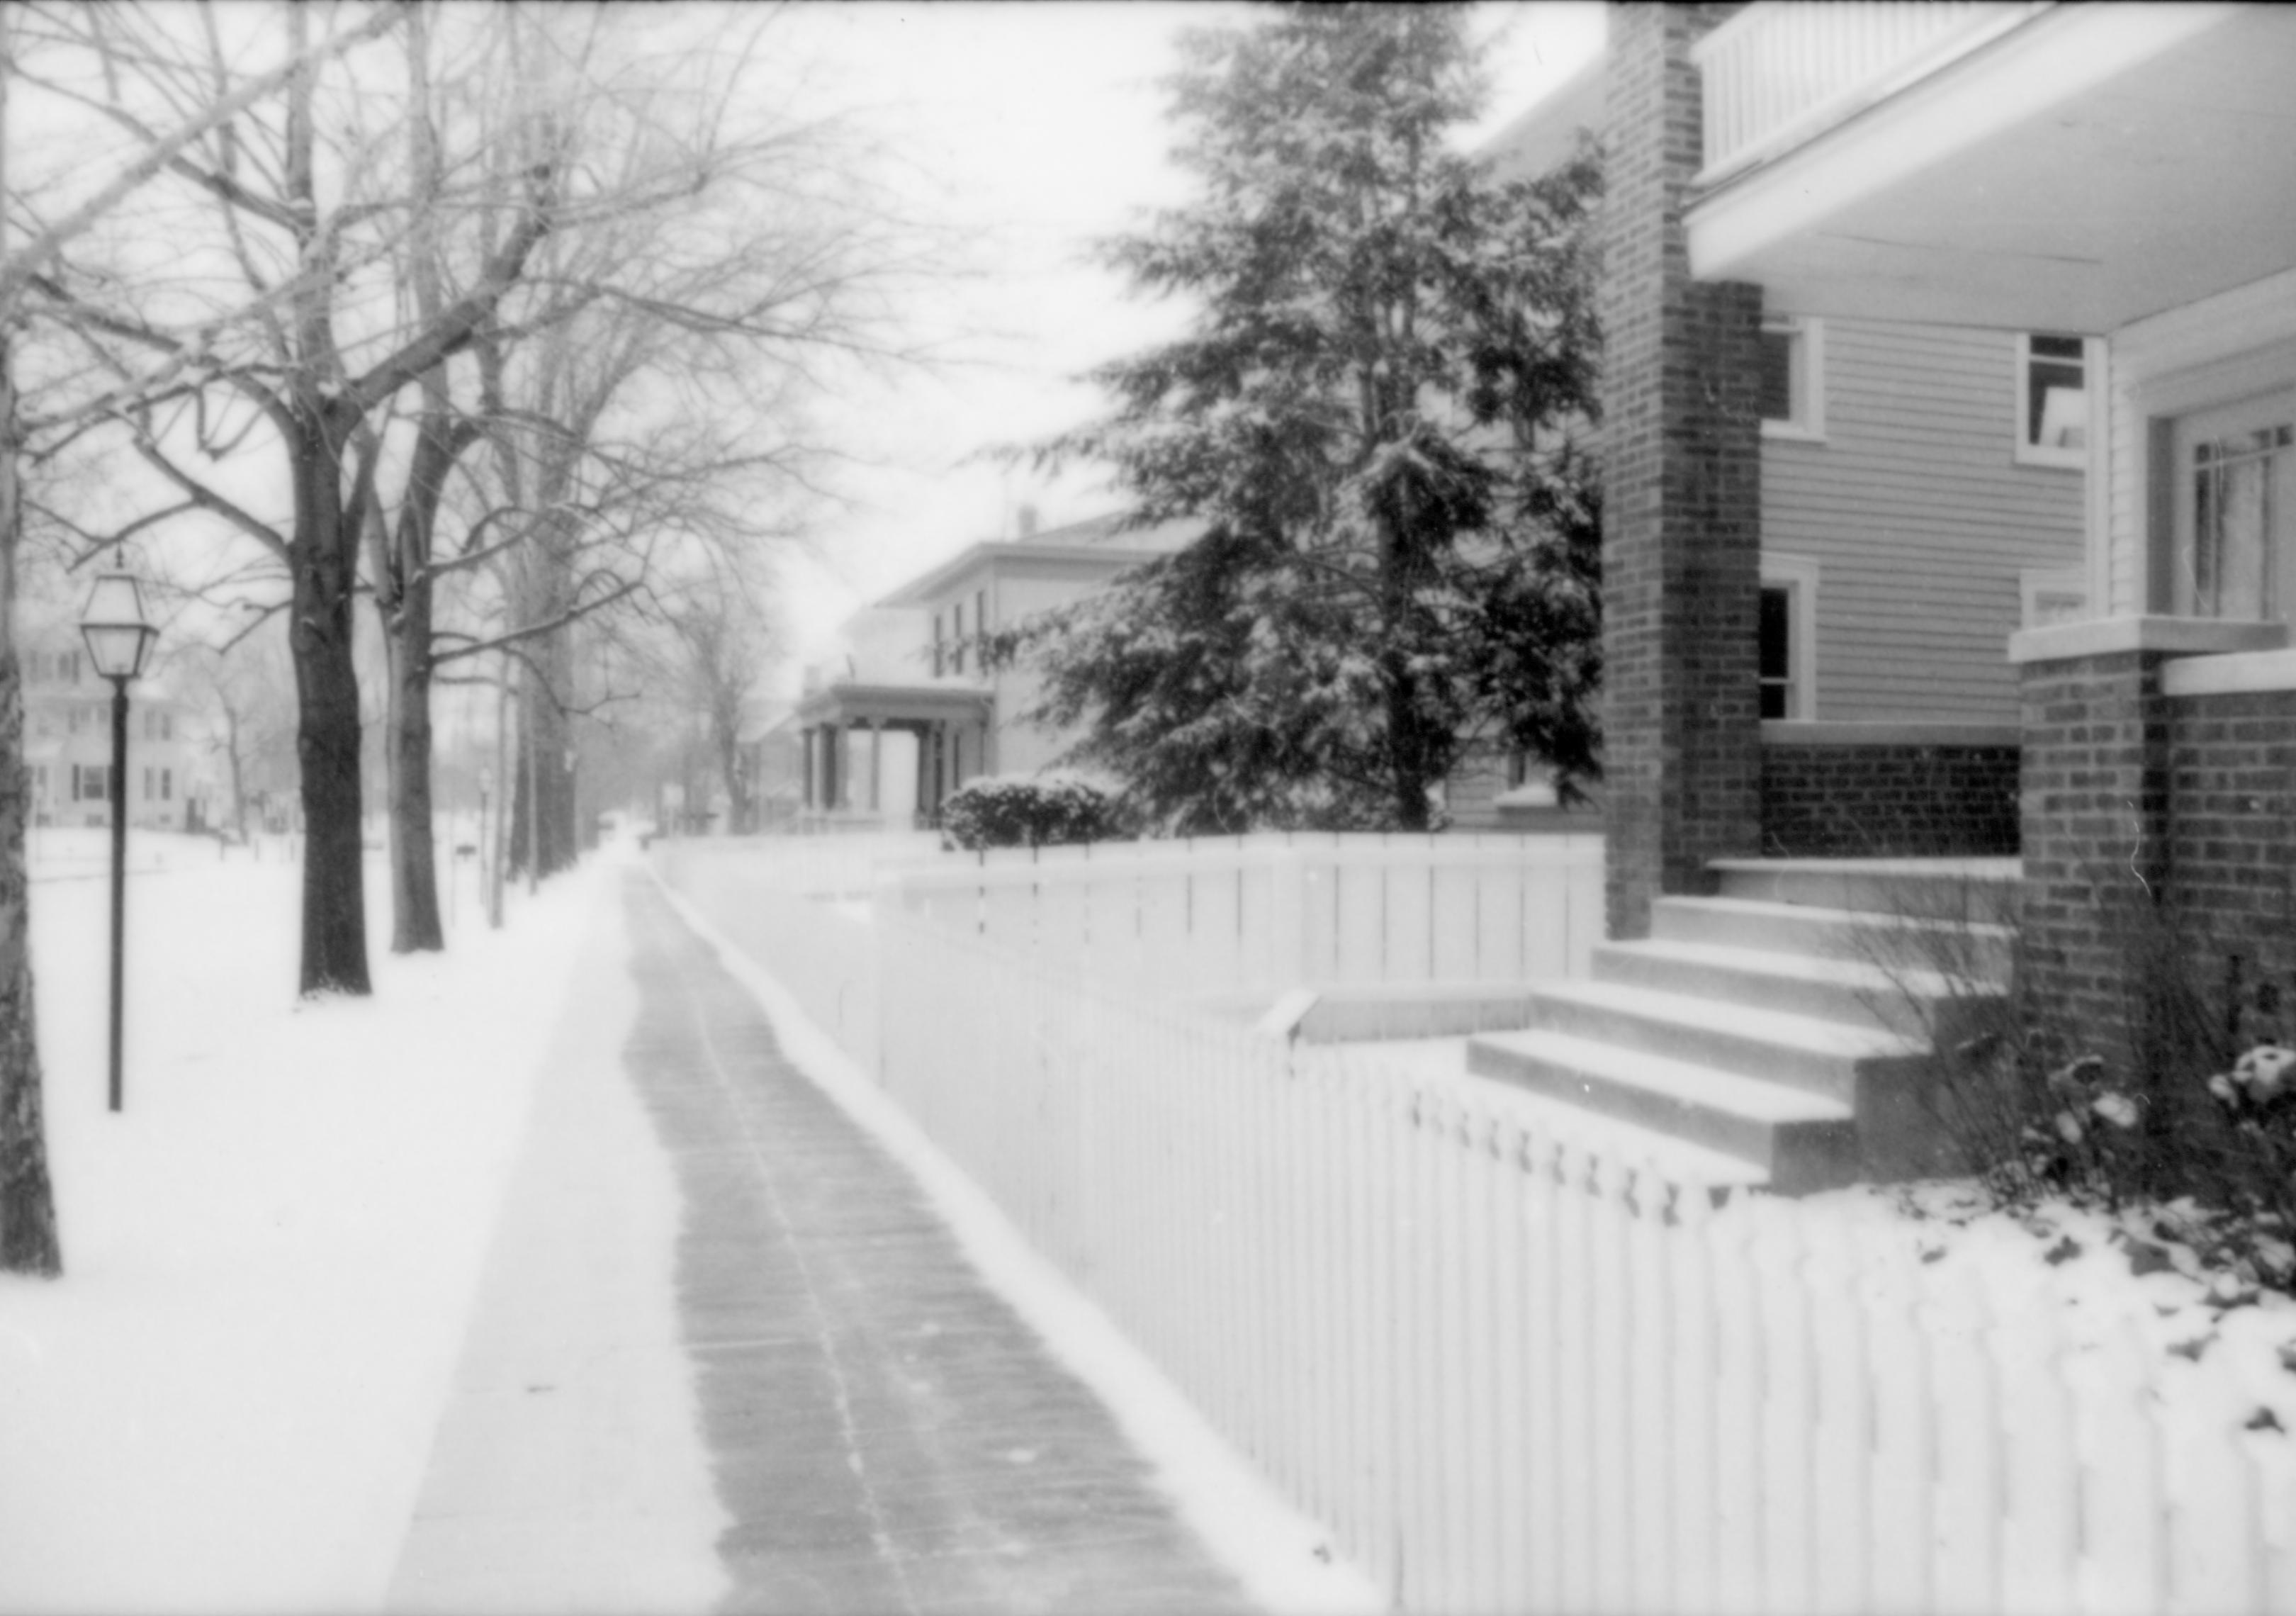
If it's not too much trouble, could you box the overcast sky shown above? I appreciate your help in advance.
[770,2,1607,685]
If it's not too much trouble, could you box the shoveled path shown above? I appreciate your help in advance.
[629,874,1262,1613]
[398,870,1260,1614]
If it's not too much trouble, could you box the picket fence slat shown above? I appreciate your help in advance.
[690,852,2296,1616]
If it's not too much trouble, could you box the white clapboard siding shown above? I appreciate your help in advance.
[1767,319,2083,724]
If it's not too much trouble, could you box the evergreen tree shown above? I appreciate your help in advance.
[1000,4,1602,834]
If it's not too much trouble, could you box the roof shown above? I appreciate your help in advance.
[876,515,1199,610]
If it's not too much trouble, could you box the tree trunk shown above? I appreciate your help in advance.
[505,553,579,879]
[384,583,442,951]
[0,325,62,1274]
[0,647,60,1276]
[1385,668,1434,832]
[224,706,248,841]
[507,674,578,877]
[287,410,372,996]
[536,632,577,872]
[716,719,748,835]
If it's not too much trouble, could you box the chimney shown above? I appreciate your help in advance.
[1016,503,1039,539]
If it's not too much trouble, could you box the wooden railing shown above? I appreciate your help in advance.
[1694,1,2047,182]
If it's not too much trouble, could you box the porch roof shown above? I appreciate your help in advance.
[1686,4,2296,331]
[792,681,991,731]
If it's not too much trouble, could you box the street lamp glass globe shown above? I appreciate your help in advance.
[79,572,159,680]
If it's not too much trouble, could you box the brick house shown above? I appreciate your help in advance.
[1576,1,2296,1103]
[1455,3,2296,1185]
[1485,47,2088,869]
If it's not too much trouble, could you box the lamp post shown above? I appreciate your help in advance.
[79,571,159,1114]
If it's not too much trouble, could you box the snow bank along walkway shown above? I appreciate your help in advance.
[393,870,1257,1614]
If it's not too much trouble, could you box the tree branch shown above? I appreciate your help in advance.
[0,5,406,310]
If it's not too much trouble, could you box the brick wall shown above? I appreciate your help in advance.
[1760,740,2020,857]
[2017,649,2171,1072]
[2165,688,2296,1045]
[1599,1,1765,941]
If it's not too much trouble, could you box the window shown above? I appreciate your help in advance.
[2170,392,2296,621]
[930,612,943,677]
[142,767,154,803]
[1759,317,1825,441]
[33,765,47,801]
[976,588,989,638]
[163,768,172,802]
[2018,333,2090,468]
[1757,556,1820,720]
[952,601,966,675]
[74,764,108,802]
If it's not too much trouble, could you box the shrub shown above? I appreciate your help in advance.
[939,773,1125,851]
[1870,880,2296,1292]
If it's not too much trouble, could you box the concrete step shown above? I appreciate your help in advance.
[1467,1029,1860,1193]
[1650,894,2014,984]
[1709,857,2020,926]
[1519,977,1925,1104]
[1592,936,2000,1040]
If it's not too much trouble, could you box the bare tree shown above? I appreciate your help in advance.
[0,2,400,1275]
[15,3,561,993]
[364,5,922,936]
[653,561,777,836]
[169,632,298,842]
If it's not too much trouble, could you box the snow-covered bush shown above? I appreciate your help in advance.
[1879,891,2296,1294]
[939,773,1126,851]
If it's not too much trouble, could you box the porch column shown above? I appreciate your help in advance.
[1598,1,1766,941]
[867,721,883,812]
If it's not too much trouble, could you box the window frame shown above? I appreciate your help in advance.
[2015,332,2093,471]
[2139,336,2296,617]
[1757,553,1821,722]
[2167,391,2296,622]
[1759,316,1826,443]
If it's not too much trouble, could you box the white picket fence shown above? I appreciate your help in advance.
[711,829,946,899]
[652,839,887,1071]
[882,832,1604,1001]
[873,912,2296,1616]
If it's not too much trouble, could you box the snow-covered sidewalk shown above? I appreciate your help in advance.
[387,869,722,1611]
[0,844,610,1612]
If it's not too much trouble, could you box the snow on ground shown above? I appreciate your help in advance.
[1812,1180,2296,1452]
[657,874,1388,1616]
[0,836,610,1614]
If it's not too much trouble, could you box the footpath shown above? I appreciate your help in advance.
[388,870,1259,1615]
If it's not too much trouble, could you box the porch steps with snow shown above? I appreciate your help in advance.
[1468,858,2018,1193]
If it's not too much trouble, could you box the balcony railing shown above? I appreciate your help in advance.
[1693,1,2049,184]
